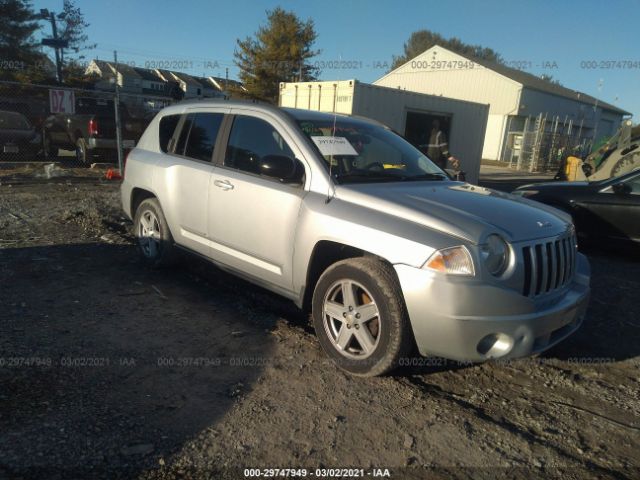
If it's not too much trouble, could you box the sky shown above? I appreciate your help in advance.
[33,0,640,118]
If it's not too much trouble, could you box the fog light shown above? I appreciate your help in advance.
[477,333,514,358]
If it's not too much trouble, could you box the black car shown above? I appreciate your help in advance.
[0,109,41,159]
[513,170,640,245]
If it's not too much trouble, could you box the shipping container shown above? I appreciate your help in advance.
[279,79,489,183]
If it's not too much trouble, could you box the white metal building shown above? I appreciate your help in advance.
[279,80,489,183]
[374,45,631,162]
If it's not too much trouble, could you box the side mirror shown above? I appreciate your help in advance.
[612,182,631,195]
[259,155,303,183]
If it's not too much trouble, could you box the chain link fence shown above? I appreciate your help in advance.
[500,113,593,174]
[0,80,174,178]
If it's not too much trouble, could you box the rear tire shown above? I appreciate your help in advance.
[311,257,413,377]
[75,137,88,165]
[133,198,176,267]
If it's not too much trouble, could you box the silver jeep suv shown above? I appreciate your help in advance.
[121,100,590,376]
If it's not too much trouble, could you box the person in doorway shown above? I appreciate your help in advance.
[422,119,460,171]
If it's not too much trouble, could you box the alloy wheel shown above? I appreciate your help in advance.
[322,279,381,359]
[138,209,161,258]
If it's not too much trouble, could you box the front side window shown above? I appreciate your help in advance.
[175,112,224,161]
[295,116,446,184]
[225,115,294,175]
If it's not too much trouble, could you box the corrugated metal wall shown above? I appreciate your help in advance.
[519,88,623,144]
[279,81,356,114]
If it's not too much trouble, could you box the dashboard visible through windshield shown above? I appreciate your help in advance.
[295,116,448,183]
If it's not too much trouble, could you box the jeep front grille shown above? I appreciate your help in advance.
[521,233,576,297]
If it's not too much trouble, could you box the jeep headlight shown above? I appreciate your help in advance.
[481,234,510,276]
[423,246,475,276]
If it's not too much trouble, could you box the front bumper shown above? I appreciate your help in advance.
[394,252,590,362]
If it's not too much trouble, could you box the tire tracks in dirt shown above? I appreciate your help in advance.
[394,375,627,477]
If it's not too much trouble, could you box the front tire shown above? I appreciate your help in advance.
[42,132,57,159]
[133,198,176,267]
[311,257,413,376]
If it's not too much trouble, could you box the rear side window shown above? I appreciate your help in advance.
[159,114,180,152]
[174,112,224,162]
[184,113,224,162]
[225,115,294,174]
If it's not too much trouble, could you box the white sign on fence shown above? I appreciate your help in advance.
[49,89,75,114]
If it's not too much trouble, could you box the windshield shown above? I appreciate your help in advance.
[295,116,447,184]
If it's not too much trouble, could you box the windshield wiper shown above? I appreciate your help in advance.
[333,170,448,184]
[398,173,448,181]
[333,171,405,183]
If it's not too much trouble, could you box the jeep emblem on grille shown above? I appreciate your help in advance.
[537,221,552,228]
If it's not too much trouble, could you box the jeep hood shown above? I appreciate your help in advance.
[336,181,571,245]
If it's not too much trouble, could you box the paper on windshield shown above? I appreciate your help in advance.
[311,136,358,156]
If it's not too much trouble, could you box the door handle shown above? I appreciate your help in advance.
[214,179,234,191]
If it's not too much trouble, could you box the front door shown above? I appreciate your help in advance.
[578,173,640,242]
[208,113,306,290]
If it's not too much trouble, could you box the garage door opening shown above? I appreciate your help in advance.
[404,111,452,159]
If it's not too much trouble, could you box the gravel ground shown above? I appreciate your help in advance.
[0,175,638,480]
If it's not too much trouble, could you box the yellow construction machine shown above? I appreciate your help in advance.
[561,119,639,181]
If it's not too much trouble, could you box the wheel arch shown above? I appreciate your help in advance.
[130,187,158,219]
[300,240,395,312]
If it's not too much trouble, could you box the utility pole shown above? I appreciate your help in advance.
[49,11,61,82]
[40,9,67,83]
[113,50,124,173]
[591,79,604,152]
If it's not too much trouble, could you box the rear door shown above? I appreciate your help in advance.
[207,111,307,290]
[156,110,227,256]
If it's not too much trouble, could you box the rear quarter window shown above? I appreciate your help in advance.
[159,114,180,152]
